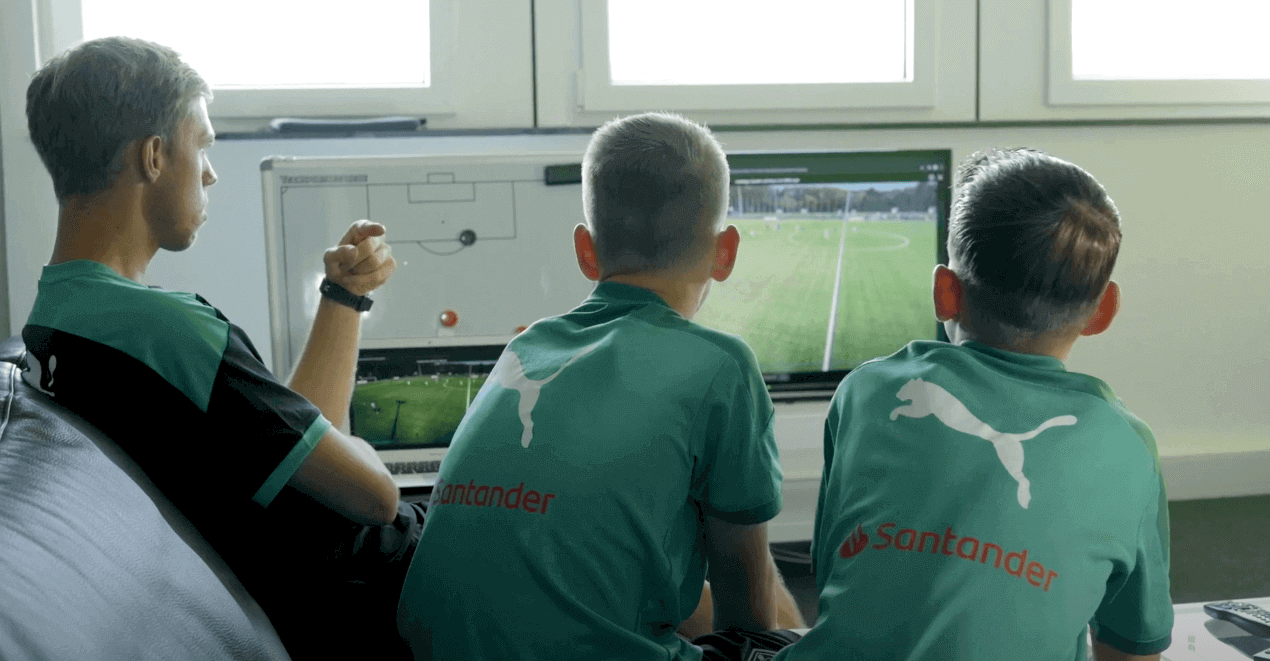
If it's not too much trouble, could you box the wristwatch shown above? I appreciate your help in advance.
[319,277,373,312]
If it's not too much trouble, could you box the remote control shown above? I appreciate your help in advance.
[1203,601,1270,638]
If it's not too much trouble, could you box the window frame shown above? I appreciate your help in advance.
[538,0,977,127]
[579,0,931,112]
[33,0,534,129]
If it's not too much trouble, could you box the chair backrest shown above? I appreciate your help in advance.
[0,336,290,661]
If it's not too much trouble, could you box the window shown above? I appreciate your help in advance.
[81,0,431,88]
[1049,0,1270,106]
[30,0,534,128]
[1071,0,1270,82]
[607,0,912,87]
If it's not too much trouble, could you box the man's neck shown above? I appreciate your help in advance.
[602,271,709,320]
[52,190,157,282]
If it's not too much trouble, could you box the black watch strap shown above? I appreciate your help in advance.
[319,277,373,312]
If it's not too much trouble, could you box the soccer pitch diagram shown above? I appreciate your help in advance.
[352,375,487,447]
[261,153,593,378]
[693,213,937,374]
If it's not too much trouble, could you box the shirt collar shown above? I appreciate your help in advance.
[40,260,132,285]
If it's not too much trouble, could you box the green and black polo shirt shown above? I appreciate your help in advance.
[22,260,329,525]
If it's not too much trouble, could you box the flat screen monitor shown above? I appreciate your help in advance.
[692,149,951,397]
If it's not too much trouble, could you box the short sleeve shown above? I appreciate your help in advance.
[208,324,330,507]
[693,353,783,525]
[1091,477,1174,655]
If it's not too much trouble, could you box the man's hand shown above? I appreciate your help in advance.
[324,220,396,296]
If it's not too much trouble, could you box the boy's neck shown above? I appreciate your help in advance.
[943,321,1080,362]
[603,272,709,320]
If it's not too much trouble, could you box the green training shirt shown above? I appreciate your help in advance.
[776,341,1171,661]
[397,281,784,660]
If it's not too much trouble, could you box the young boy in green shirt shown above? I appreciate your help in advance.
[774,148,1172,661]
[397,112,804,660]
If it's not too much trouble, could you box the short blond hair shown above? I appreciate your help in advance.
[582,112,729,276]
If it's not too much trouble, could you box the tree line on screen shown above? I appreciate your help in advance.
[730,181,938,215]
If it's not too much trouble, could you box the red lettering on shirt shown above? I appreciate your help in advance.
[843,521,1059,592]
[430,479,557,516]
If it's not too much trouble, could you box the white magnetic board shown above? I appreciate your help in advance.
[261,153,592,377]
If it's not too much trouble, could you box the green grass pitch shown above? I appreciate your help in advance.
[693,215,937,372]
[352,375,486,446]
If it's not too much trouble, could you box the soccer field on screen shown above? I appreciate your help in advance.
[693,215,937,373]
[352,375,486,446]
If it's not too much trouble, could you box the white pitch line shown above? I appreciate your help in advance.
[823,215,851,372]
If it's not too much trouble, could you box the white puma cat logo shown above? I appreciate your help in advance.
[489,343,598,448]
[22,353,57,396]
[890,378,1077,509]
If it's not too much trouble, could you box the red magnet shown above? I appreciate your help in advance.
[439,310,459,327]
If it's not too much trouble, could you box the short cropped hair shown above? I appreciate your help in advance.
[27,37,212,203]
[948,148,1121,343]
[582,112,730,276]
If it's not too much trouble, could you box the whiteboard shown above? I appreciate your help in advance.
[260,152,592,377]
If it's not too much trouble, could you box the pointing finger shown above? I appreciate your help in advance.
[342,220,385,246]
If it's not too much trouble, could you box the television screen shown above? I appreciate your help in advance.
[350,345,502,450]
[692,150,951,396]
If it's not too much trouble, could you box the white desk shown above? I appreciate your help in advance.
[1161,598,1270,661]
[788,597,1270,659]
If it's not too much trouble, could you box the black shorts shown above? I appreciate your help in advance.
[694,629,803,661]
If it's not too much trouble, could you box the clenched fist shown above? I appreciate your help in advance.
[324,219,396,296]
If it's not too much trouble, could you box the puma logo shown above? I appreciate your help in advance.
[22,353,57,396]
[890,378,1077,509]
[489,343,598,448]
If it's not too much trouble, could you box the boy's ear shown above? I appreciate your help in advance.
[573,224,601,281]
[932,264,962,322]
[1080,280,1120,336]
[711,225,740,282]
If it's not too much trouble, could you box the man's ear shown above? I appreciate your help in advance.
[138,135,165,183]
[711,225,740,282]
[933,264,962,322]
[1080,280,1120,337]
[573,224,601,281]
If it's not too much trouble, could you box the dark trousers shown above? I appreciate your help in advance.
[694,629,803,661]
[243,494,427,660]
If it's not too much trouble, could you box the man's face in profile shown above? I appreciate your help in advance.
[150,97,217,252]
